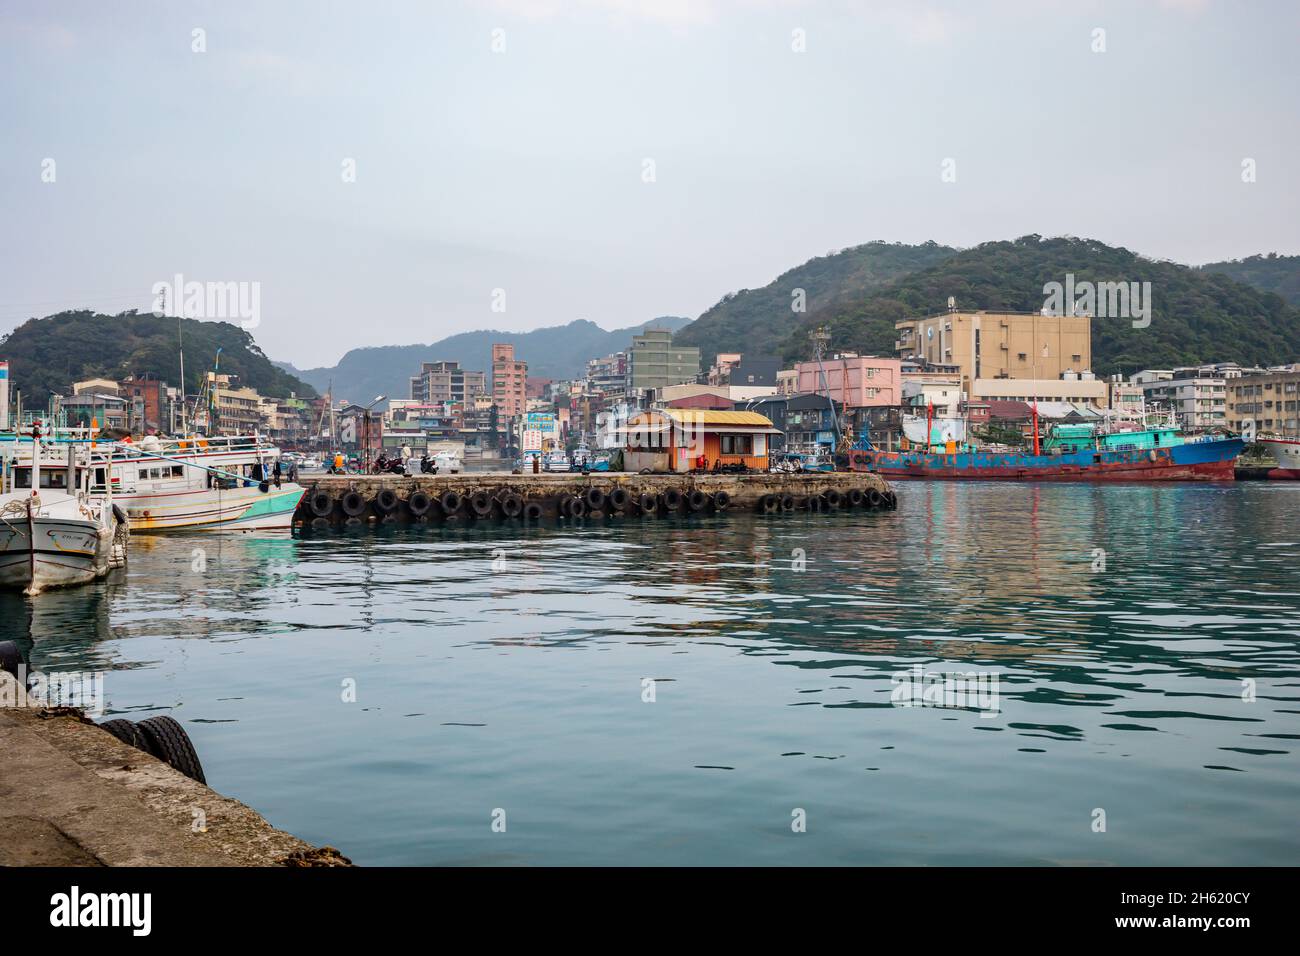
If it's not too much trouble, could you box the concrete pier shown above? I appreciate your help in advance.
[0,671,347,867]
[295,471,896,527]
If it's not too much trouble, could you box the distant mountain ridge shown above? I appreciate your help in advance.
[278,316,690,406]
[1198,253,1300,306]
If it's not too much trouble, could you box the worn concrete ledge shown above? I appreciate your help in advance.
[0,671,348,867]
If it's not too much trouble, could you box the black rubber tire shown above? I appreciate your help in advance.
[824,489,843,508]
[867,489,885,508]
[341,491,367,517]
[500,493,524,518]
[713,490,730,511]
[638,493,657,514]
[608,488,630,512]
[807,496,824,512]
[258,480,270,494]
[308,490,333,518]
[567,497,587,519]
[759,493,778,514]
[884,490,898,509]
[136,716,206,784]
[661,488,683,511]
[98,718,147,752]
[470,491,494,517]
[584,487,607,511]
[407,491,432,517]
[375,489,399,514]
[687,489,708,512]
[779,493,795,511]
[523,501,543,520]
[439,491,463,515]
[848,488,865,507]
[0,640,23,677]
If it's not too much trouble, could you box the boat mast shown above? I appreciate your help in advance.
[178,311,188,436]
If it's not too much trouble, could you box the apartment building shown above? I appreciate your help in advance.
[490,343,528,420]
[795,354,901,408]
[1226,366,1300,437]
[409,361,486,405]
[625,329,700,399]
[1130,368,1227,430]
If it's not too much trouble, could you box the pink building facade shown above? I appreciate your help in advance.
[491,343,528,420]
[795,355,901,408]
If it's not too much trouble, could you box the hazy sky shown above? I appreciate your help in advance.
[2,0,1296,368]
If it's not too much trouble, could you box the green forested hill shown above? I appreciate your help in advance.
[0,310,315,400]
[673,241,959,359]
[777,236,1300,374]
[1198,253,1300,306]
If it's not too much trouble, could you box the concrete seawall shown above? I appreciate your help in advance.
[0,671,347,867]
[296,471,895,527]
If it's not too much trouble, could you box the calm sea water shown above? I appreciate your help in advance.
[4,483,1299,866]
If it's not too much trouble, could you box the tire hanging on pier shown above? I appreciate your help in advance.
[883,490,898,509]
[867,489,884,508]
[341,490,367,517]
[97,718,148,752]
[439,491,463,515]
[823,490,843,509]
[500,493,524,518]
[759,493,778,514]
[848,488,864,507]
[687,489,708,512]
[637,492,657,514]
[608,488,630,512]
[779,493,795,511]
[584,487,607,512]
[375,489,399,514]
[712,490,730,511]
[136,715,207,785]
[308,490,334,518]
[523,501,543,520]
[407,491,432,517]
[470,491,494,518]
[567,497,587,518]
[661,488,683,511]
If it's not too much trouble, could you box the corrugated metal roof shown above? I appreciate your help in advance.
[659,409,775,427]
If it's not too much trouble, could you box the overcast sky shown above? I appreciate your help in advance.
[1,0,1296,368]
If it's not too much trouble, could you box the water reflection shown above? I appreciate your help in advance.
[6,484,1299,865]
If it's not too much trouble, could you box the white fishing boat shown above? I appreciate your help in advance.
[2,433,305,531]
[0,438,126,595]
[1257,436,1300,479]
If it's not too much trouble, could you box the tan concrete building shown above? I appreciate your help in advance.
[1226,366,1300,437]
[895,310,1092,393]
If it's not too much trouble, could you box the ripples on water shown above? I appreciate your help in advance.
[3,483,1298,865]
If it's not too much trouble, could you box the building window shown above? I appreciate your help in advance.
[720,435,753,455]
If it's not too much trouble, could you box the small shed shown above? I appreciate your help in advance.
[622,408,779,472]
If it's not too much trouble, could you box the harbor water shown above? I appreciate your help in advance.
[5,482,1299,866]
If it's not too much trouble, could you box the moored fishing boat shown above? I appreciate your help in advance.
[1255,437,1300,480]
[2,433,305,531]
[0,437,126,595]
[850,420,1243,481]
